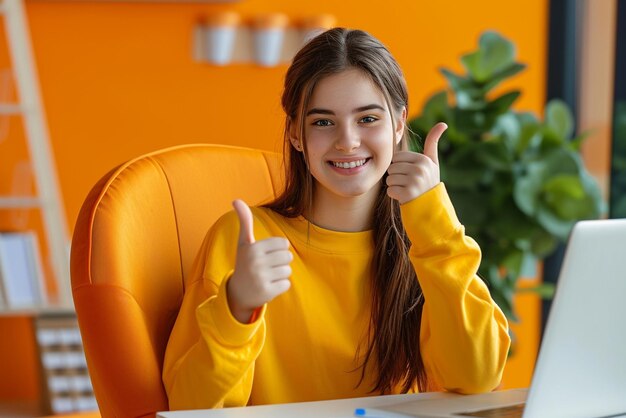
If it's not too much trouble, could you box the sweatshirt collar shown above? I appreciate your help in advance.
[265,209,373,254]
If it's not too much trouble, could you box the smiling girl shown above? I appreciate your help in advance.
[163,28,510,410]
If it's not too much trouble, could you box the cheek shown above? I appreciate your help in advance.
[302,144,326,173]
[380,152,394,172]
[369,127,396,157]
[305,129,331,145]
[303,134,330,157]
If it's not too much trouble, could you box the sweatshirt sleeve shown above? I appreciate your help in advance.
[400,183,511,394]
[162,212,266,410]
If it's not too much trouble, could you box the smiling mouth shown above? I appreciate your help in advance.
[329,158,370,169]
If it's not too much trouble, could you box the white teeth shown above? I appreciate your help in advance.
[332,159,367,169]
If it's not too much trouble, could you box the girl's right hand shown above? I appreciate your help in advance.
[226,200,293,323]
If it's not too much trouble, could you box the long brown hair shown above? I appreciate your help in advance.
[265,28,428,394]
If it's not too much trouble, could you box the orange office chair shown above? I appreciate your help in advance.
[70,144,283,418]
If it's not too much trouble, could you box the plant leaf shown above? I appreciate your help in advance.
[582,171,607,217]
[529,227,559,258]
[545,99,574,140]
[422,91,449,124]
[440,68,473,91]
[477,141,512,171]
[486,91,521,115]
[536,205,575,240]
[461,31,516,82]
[542,175,592,220]
[492,113,520,141]
[513,162,545,216]
[529,147,580,175]
[481,63,526,94]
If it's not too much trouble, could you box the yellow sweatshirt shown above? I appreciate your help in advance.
[163,183,510,410]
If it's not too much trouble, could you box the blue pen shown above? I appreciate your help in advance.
[354,407,408,417]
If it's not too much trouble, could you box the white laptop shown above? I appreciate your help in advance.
[357,219,626,418]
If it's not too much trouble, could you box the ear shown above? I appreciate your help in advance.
[395,107,407,145]
[287,117,303,152]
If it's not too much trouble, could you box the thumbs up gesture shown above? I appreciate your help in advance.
[386,122,447,204]
[226,200,293,323]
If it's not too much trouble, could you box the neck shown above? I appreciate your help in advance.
[308,184,380,232]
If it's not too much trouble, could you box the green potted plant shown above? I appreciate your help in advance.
[409,31,605,321]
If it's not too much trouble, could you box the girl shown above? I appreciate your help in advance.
[163,28,510,410]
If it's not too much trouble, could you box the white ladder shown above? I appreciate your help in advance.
[0,0,72,310]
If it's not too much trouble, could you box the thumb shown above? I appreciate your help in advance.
[233,199,255,245]
[423,122,447,166]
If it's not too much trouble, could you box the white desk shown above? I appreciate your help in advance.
[156,390,520,418]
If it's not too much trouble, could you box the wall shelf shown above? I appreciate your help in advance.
[0,196,42,209]
[0,103,25,115]
[0,305,74,318]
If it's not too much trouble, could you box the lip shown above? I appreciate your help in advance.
[327,156,370,163]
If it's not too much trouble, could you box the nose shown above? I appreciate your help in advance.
[335,124,360,152]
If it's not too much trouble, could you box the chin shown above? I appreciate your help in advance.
[336,186,379,198]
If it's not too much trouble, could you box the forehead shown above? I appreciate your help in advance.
[307,69,387,111]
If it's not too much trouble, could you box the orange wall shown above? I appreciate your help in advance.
[0,0,548,403]
[501,279,542,389]
[0,317,40,399]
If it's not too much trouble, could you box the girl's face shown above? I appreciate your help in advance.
[294,68,405,205]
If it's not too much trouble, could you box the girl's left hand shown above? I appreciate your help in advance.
[386,122,448,205]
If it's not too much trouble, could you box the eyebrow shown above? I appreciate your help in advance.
[306,104,386,116]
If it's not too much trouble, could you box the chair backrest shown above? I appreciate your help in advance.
[70,144,283,418]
